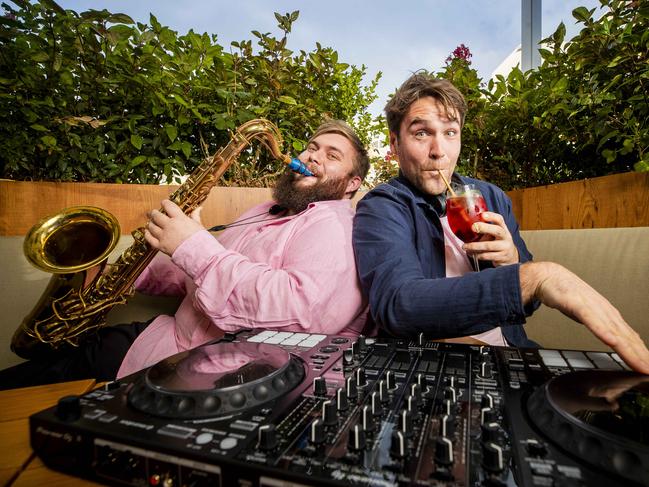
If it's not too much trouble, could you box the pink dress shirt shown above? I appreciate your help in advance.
[117,200,370,377]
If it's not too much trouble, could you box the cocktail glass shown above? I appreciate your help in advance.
[446,183,487,271]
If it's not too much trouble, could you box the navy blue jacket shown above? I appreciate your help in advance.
[352,174,538,347]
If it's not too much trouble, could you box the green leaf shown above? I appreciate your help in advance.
[278,95,297,105]
[572,7,591,23]
[180,141,192,159]
[108,13,135,24]
[31,52,49,63]
[164,124,178,142]
[130,155,147,167]
[170,93,189,108]
[291,140,304,151]
[130,134,143,150]
[30,124,49,132]
[40,135,57,147]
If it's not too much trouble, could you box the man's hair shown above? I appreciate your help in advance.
[384,73,467,136]
[309,120,370,184]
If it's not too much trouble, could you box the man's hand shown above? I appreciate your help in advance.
[520,261,649,374]
[462,211,519,266]
[144,199,204,256]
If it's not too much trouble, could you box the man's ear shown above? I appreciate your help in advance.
[389,131,399,158]
[345,175,363,197]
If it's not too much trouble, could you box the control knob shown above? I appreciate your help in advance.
[385,371,398,391]
[347,424,366,451]
[480,361,493,379]
[444,386,457,403]
[434,437,454,466]
[336,388,349,411]
[322,400,337,426]
[481,422,502,444]
[409,383,422,406]
[439,414,455,437]
[480,407,497,424]
[378,380,389,403]
[390,430,407,458]
[399,409,413,437]
[55,395,81,422]
[481,392,495,409]
[313,377,327,397]
[361,405,375,433]
[482,442,505,473]
[309,419,325,445]
[345,377,358,401]
[355,368,367,387]
[342,348,354,366]
[370,392,382,417]
[258,424,278,451]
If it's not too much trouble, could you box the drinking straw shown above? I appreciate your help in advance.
[437,170,456,197]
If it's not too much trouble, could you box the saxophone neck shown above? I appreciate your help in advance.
[236,119,292,165]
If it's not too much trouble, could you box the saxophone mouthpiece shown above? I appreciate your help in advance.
[287,157,314,177]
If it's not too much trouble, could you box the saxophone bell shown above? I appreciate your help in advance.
[12,207,120,358]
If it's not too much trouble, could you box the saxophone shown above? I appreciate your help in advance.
[12,119,300,359]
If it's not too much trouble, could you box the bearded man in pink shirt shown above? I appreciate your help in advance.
[0,120,372,389]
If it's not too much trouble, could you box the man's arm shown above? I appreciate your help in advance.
[520,262,649,374]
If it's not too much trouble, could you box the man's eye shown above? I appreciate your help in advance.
[328,152,341,160]
[414,130,427,138]
[447,129,458,137]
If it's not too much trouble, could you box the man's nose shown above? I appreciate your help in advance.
[308,150,323,166]
[428,136,445,160]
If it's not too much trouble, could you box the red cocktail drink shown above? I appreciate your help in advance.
[447,191,487,243]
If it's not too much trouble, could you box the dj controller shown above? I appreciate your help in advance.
[29,330,649,486]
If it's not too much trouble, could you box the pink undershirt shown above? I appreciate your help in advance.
[440,216,507,346]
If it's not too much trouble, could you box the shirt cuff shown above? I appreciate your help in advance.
[500,262,528,324]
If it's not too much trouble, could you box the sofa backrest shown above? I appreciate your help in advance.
[520,227,649,351]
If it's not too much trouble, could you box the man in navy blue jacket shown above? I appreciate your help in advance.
[353,73,649,373]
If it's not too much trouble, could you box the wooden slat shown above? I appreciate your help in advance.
[506,172,649,230]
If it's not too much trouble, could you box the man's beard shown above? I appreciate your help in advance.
[272,171,350,214]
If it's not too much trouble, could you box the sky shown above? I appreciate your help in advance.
[52,0,602,117]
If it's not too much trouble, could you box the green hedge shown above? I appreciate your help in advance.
[443,0,648,190]
[2,0,646,191]
[0,0,381,185]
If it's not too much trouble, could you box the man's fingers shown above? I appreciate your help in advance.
[480,211,505,226]
[577,300,649,374]
[143,229,160,249]
[148,208,169,227]
[161,199,184,217]
[146,218,163,238]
